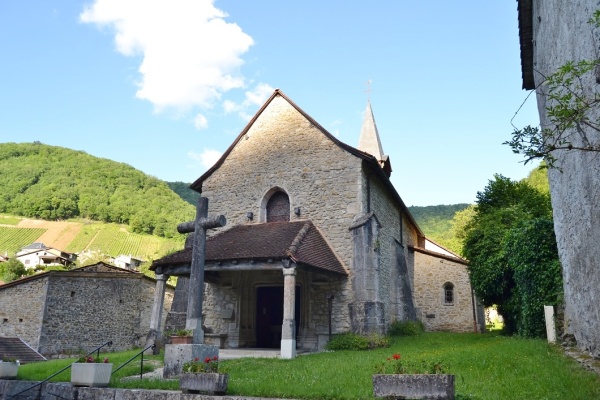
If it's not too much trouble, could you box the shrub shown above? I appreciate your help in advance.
[387,320,425,337]
[325,332,389,351]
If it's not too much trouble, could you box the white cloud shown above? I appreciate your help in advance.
[222,99,237,114]
[193,113,208,130]
[80,0,254,113]
[188,148,223,170]
[244,83,274,107]
[222,83,274,120]
[329,119,342,137]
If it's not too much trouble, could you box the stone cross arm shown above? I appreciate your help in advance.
[177,215,227,234]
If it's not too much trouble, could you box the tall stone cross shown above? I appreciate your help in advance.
[177,197,226,344]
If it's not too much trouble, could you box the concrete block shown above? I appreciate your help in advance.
[163,344,218,378]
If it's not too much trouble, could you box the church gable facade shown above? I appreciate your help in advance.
[153,89,482,354]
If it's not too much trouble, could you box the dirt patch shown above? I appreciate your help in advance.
[17,219,82,249]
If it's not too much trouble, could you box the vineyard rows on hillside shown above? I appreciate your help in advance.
[65,224,183,261]
[0,227,47,255]
[0,215,184,262]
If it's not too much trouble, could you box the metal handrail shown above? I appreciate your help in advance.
[112,344,156,380]
[7,341,113,399]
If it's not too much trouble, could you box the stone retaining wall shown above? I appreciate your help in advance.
[0,380,293,400]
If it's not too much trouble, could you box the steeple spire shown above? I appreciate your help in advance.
[357,100,392,177]
[358,100,384,161]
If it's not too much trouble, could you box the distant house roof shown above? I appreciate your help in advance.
[16,243,76,260]
[0,262,165,292]
[72,262,139,274]
[409,245,468,266]
[517,0,535,90]
[424,238,463,259]
[21,242,47,250]
[152,220,347,275]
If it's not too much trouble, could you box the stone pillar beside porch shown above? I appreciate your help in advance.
[281,265,297,359]
[145,273,168,353]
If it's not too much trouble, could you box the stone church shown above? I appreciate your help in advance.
[151,89,484,355]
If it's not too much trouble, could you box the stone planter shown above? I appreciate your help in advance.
[0,362,19,379]
[71,363,113,387]
[372,374,455,400]
[180,372,229,395]
[171,335,193,345]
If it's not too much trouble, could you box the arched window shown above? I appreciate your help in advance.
[266,191,290,222]
[443,283,454,305]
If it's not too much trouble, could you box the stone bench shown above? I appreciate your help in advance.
[204,334,228,349]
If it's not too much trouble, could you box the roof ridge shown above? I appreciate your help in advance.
[286,221,313,261]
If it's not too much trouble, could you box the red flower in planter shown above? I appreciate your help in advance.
[183,356,220,373]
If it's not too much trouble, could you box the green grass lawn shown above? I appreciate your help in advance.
[16,332,600,400]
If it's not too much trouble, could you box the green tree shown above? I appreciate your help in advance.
[462,174,559,336]
[0,259,28,282]
[522,163,550,194]
[505,218,562,337]
[447,204,476,256]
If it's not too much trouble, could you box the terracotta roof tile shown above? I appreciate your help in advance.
[152,221,346,275]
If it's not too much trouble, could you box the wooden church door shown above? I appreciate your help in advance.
[255,286,301,348]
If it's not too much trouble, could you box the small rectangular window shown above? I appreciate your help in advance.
[444,283,454,305]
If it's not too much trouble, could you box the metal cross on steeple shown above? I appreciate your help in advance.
[364,79,373,101]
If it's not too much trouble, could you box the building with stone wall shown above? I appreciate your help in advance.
[0,262,173,357]
[517,0,600,356]
[412,245,481,332]
[151,89,484,355]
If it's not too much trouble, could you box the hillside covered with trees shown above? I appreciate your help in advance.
[408,204,470,252]
[0,142,194,238]
[167,181,200,205]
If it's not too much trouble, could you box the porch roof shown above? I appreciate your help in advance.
[151,220,347,275]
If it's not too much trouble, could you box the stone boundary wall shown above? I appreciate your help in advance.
[0,271,173,357]
[0,380,292,400]
[0,276,48,349]
[38,272,174,356]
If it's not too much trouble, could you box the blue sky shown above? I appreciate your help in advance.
[0,1,540,207]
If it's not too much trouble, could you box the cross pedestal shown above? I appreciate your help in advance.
[163,197,225,378]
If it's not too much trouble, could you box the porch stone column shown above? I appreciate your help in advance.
[146,273,168,353]
[281,265,296,359]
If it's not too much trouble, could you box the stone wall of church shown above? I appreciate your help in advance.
[364,170,421,328]
[0,276,48,350]
[412,250,475,332]
[200,95,358,332]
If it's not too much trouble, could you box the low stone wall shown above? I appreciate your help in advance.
[0,380,293,400]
